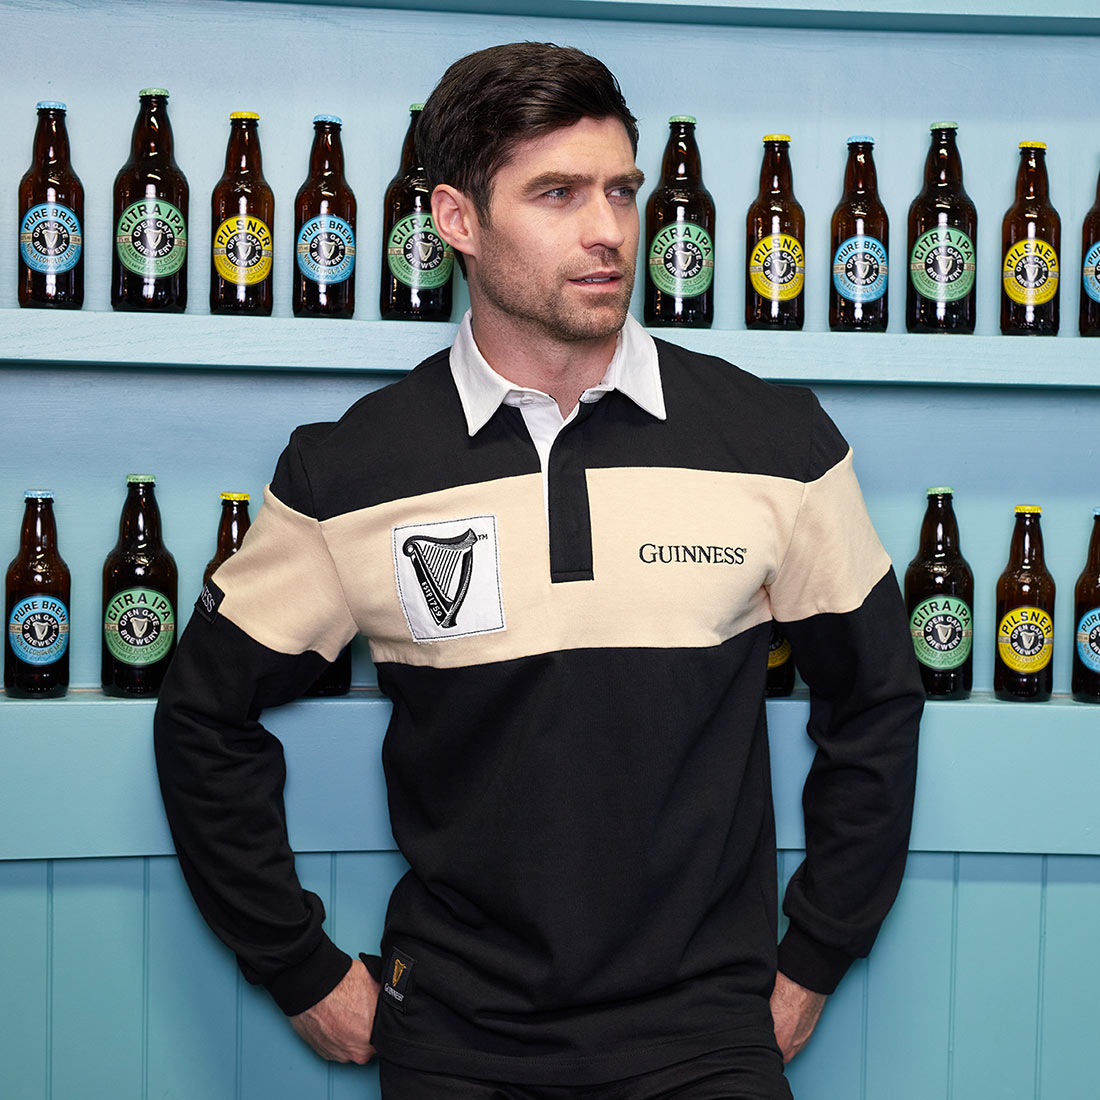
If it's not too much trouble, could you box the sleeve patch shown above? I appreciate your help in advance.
[195,580,225,623]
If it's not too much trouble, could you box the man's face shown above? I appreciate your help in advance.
[468,116,644,345]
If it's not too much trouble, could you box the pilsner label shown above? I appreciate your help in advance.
[648,221,714,298]
[1002,238,1059,306]
[1077,606,1100,673]
[767,630,792,669]
[386,213,453,289]
[116,199,187,277]
[213,215,274,285]
[20,203,82,274]
[832,235,887,303]
[1082,241,1100,305]
[909,226,975,302]
[8,595,69,665]
[749,233,804,301]
[997,605,1053,673]
[104,587,175,666]
[296,214,355,285]
[909,596,972,670]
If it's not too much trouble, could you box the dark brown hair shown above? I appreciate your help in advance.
[418,42,638,224]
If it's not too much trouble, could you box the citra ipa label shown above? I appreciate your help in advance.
[648,222,714,298]
[117,199,187,277]
[104,587,175,666]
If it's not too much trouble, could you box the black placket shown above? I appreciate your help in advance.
[547,400,599,584]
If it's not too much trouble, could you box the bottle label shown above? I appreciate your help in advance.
[909,596,972,670]
[909,226,975,302]
[116,199,187,277]
[832,235,888,303]
[8,595,69,665]
[1077,607,1100,673]
[767,630,792,669]
[20,203,82,274]
[296,214,356,285]
[1082,241,1100,304]
[749,234,804,301]
[997,605,1053,673]
[647,222,715,298]
[104,587,175,666]
[1002,239,1059,306]
[386,213,453,290]
[213,215,274,285]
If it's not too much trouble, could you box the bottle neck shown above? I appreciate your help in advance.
[20,499,58,556]
[35,110,71,168]
[843,144,877,197]
[131,97,174,161]
[400,111,422,176]
[759,143,793,196]
[920,495,961,555]
[310,124,345,179]
[1016,148,1049,203]
[1010,514,1045,569]
[662,124,703,184]
[225,121,263,175]
[924,131,963,189]
[1088,514,1100,570]
[118,485,162,548]
[217,501,250,548]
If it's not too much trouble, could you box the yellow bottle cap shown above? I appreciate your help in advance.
[763,133,791,143]
[230,111,260,121]
[1014,505,1042,513]
[220,492,250,502]
[1019,140,1046,150]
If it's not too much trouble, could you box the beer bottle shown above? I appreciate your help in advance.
[102,475,178,697]
[830,136,888,332]
[294,115,357,318]
[1071,508,1100,702]
[305,643,352,697]
[644,115,716,327]
[906,122,977,334]
[5,491,70,699]
[380,104,454,320]
[18,102,84,309]
[994,506,1055,702]
[112,89,188,312]
[746,134,805,330]
[904,487,974,699]
[765,623,795,697]
[1078,164,1100,336]
[203,492,251,586]
[211,112,275,315]
[1001,142,1060,336]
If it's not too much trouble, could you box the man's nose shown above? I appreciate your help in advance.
[580,194,628,251]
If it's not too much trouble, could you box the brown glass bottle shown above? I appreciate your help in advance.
[1001,142,1060,336]
[380,104,453,320]
[644,115,715,327]
[765,623,795,697]
[305,644,352,697]
[994,506,1055,702]
[211,112,274,315]
[112,89,188,312]
[203,493,251,586]
[830,136,888,332]
[904,488,974,699]
[1071,508,1100,702]
[102,475,178,697]
[5,492,70,698]
[1078,167,1100,336]
[746,134,804,330]
[294,115,356,318]
[906,123,977,334]
[19,102,84,309]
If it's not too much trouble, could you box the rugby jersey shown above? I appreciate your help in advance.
[154,331,922,1086]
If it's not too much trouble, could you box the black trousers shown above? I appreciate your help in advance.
[378,1046,794,1100]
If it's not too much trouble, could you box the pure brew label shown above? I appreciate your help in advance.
[832,235,887,303]
[909,596,972,670]
[386,213,453,289]
[909,226,975,302]
[1077,607,1100,673]
[104,587,175,666]
[1082,241,1100,304]
[117,199,187,277]
[21,203,82,274]
[296,214,355,285]
[648,222,714,298]
[749,233,804,301]
[213,215,273,285]
[1002,239,1059,306]
[997,605,1053,673]
[8,595,69,665]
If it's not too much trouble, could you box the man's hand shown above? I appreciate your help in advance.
[289,958,381,1063]
[770,970,827,1063]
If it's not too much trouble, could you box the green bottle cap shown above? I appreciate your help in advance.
[926,487,954,496]
[410,103,425,112]
[669,115,696,124]
[139,88,169,97]
[126,474,156,484]
[930,121,957,131]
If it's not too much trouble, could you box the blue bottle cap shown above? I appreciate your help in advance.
[313,114,342,125]
[36,101,66,111]
[24,490,54,499]
[847,135,874,145]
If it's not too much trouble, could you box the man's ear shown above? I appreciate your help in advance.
[432,184,479,264]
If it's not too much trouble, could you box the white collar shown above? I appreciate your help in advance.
[449,310,667,437]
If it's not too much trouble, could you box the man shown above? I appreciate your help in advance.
[155,42,922,1099]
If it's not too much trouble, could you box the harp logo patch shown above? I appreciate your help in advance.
[393,514,505,642]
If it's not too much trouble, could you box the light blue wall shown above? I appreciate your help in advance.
[1,1,1098,1098]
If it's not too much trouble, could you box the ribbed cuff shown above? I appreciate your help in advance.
[262,934,353,1016]
[777,923,854,995]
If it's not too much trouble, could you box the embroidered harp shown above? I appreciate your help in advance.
[402,528,478,628]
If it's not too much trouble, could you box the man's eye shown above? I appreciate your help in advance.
[610,187,637,202]
[543,187,570,201]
